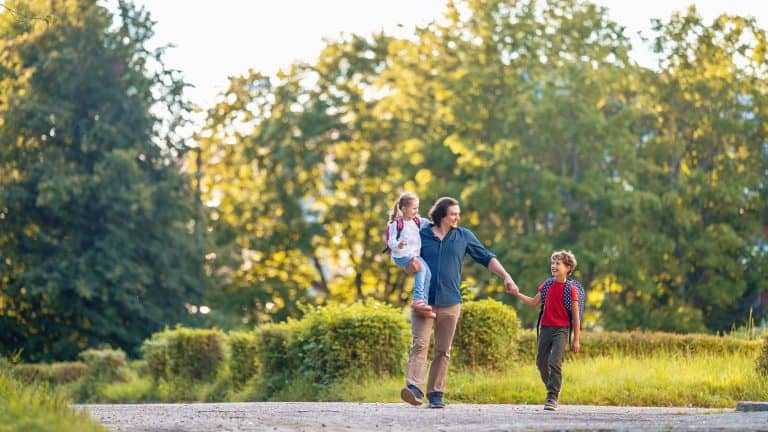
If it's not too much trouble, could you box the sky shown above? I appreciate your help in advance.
[125,0,768,110]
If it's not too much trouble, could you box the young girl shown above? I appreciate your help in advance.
[387,192,434,318]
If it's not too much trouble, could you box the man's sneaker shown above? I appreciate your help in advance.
[400,385,423,406]
[544,398,558,411]
[427,392,445,409]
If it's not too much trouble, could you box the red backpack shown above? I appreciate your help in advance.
[381,217,421,254]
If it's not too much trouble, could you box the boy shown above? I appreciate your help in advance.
[509,250,581,411]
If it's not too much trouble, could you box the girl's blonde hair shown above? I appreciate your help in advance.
[551,250,577,275]
[389,192,419,223]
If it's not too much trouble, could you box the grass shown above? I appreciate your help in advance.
[47,350,768,408]
[324,352,767,408]
[0,369,106,432]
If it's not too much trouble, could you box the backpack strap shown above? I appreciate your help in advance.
[536,278,555,340]
[394,217,405,240]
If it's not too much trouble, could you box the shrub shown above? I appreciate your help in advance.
[141,331,170,381]
[228,330,259,386]
[79,348,128,383]
[515,329,762,360]
[453,299,520,369]
[256,319,306,397]
[756,334,768,376]
[141,327,225,382]
[298,301,409,385]
[11,363,51,384]
[49,362,88,384]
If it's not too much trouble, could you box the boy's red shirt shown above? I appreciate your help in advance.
[538,280,579,327]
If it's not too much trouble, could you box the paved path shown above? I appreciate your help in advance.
[80,402,768,431]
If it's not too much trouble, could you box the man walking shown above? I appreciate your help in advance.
[400,196,518,408]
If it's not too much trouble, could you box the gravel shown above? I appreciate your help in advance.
[79,402,768,431]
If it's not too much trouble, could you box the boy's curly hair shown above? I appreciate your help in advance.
[551,250,577,275]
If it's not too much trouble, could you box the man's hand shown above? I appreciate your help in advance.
[571,339,580,353]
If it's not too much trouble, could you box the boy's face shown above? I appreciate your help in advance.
[550,257,570,278]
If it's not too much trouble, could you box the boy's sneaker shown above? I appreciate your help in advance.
[427,392,445,408]
[544,398,558,411]
[400,385,423,406]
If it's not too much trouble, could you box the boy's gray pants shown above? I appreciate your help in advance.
[537,326,569,400]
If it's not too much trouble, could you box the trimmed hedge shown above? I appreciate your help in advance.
[256,319,307,396]
[256,301,409,395]
[454,299,520,369]
[79,348,128,383]
[517,329,762,359]
[12,362,87,385]
[142,327,226,382]
[228,330,259,386]
[298,301,409,384]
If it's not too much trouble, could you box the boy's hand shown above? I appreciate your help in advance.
[571,340,580,353]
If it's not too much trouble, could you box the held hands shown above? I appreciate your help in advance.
[504,276,519,295]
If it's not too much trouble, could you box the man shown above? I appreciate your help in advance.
[401,196,519,408]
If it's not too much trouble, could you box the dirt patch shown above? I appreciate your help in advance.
[80,402,768,431]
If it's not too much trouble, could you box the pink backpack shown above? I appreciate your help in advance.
[381,217,421,254]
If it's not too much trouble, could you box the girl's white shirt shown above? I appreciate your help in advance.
[387,217,429,259]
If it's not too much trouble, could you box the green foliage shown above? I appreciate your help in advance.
[193,0,768,335]
[255,301,408,397]
[0,367,106,432]
[453,299,520,370]
[78,347,128,383]
[255,319,306,397]
[756,334,768,377]
[12,362,86,385]
[298,301,409,384]
[0,0,205,361]
[517,329,761,360]
[141,327,225,383]
[228,330,259,387]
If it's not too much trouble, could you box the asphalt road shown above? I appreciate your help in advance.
[80,402,768,431]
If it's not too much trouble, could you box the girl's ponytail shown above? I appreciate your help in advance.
[389,200,400,224]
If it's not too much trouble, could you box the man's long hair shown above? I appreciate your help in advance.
[428,196,459,226]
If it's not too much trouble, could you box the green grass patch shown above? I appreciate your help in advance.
[0,369,106,432]
[323,352,766,408]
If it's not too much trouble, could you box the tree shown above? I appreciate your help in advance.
[0,0,204,360]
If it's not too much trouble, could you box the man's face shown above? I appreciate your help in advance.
[444,205,460,228]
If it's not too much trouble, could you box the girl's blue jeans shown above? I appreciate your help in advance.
[392,256,431,303]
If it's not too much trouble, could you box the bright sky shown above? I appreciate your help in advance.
[126,0,768,109]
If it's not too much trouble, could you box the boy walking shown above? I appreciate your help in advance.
[508,250,582,411]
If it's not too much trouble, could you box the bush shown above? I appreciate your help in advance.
[11,363,51,384]
[142,327,225,383]
[453,299,520,369]
[228,330,259,387]
[79,348,128,383]
[256,319,306,397]
[141,331,170,381]
[516,329,762,360]
[756,334,768,376]
[298,301,409,385]
[49,362,88,384]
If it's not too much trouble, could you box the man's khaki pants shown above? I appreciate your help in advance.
[404,304,461,395]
